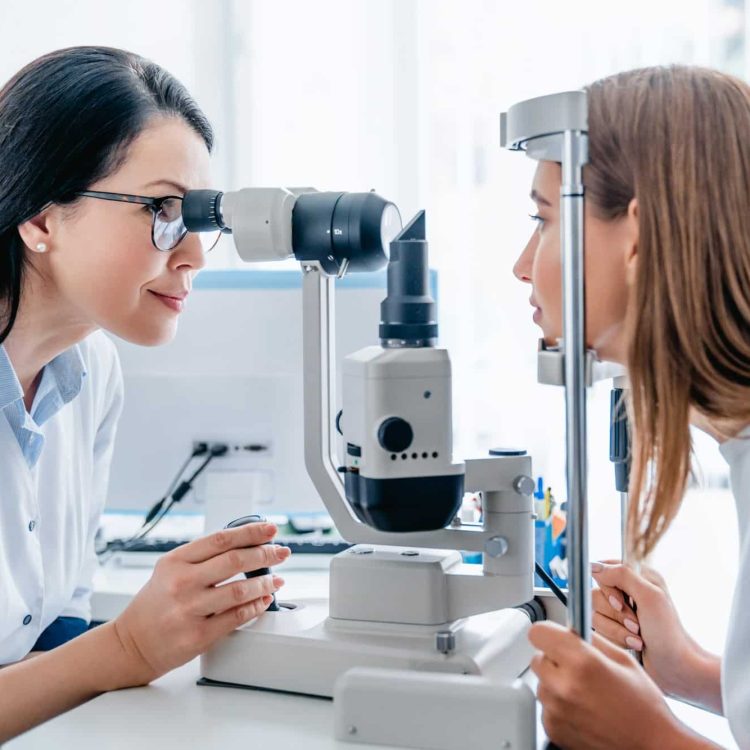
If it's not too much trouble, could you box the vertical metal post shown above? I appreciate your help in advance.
[620,492,629,559]
[561,129,591,640]
[301,266,349,522]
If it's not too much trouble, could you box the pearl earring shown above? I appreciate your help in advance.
[35,242,47,253]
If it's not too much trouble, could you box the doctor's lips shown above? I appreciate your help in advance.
[148,288,189,312]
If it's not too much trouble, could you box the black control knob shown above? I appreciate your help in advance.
[378,417,414,453]
[225,514,279,612]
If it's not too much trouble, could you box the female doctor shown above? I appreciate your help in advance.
[0,47,289,741]
[516,65,750,749]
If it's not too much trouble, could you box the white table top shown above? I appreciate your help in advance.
[8,657,387,750]
[7,554,739,750]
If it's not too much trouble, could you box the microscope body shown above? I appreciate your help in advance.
[342,345,465,533]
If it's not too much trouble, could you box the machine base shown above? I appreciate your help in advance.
[334,668,536,749]
[200,597,535,698]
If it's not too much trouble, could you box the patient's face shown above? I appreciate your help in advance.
[512,160,633,364]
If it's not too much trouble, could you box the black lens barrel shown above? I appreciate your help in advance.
[182,189,225,232]
[292,191,394,275]
[379,211,437,345]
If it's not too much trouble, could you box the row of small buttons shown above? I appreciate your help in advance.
[23,519,38,625]
[390,451,439,461]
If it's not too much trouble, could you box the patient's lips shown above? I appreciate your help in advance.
[530,296,542,323]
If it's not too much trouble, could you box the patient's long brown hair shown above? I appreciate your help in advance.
[585,66,750,559]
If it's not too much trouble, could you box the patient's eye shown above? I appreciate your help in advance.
[529,213,546,229]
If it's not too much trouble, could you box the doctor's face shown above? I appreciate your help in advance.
[38,116,212,347]
[512,160,633,364]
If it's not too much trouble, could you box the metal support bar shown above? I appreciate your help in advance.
[561,129,590,639]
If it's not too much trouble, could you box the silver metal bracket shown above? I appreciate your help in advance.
[537,339,625,387]
[500,90,587,161]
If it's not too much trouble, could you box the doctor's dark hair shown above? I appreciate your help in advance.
[0,46,213,344]
[585,66,750,559]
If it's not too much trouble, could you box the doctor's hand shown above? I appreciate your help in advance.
[591,561,722,712]
[529,622,719,750]
[111,521,290,687]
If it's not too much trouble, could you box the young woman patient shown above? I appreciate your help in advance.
[514,65,750,749]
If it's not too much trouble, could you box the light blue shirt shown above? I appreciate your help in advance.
[0,343,87,468]
[0,331,123,664]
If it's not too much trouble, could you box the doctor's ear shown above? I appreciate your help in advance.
[17,204,61,255]
[624,198,638,286]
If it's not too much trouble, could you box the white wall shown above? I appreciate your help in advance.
[0,0,743,568]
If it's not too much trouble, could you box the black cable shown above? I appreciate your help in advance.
[129,444,228,541]
[535,561,567,607]
[104,443,228,554]
[142,445,207,526]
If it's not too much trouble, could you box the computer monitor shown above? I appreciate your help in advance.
[106,269,437,532]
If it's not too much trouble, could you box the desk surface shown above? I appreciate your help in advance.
[7,557,740,750]
[8,658,391,750]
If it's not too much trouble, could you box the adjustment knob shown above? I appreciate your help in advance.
[378,417,413,453]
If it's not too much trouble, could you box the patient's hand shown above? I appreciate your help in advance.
[591,560,722,713]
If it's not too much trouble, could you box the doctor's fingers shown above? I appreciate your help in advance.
[172,522,278,564]
[192,573,284,616]
[592,587,639,629]
[193,543,291,587]
[197,594,277,647]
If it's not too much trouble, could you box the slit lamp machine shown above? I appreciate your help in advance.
[179,89,627,750]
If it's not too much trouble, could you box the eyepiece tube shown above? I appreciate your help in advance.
[182,190,227,232]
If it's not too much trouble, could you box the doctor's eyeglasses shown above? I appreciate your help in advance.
[74,190,222,253]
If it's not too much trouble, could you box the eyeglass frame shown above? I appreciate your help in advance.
[73,190,220,253]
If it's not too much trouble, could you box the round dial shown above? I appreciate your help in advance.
[377,417,414,453]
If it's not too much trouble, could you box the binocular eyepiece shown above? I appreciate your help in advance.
[182,188,402,276]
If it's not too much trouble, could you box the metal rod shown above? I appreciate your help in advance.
[301,266,352,535]
[561,129,591,640]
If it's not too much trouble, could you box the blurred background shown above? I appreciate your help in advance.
[1,2,742,714]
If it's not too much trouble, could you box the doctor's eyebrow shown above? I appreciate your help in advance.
[142,179,189,195]
[530,189,552,207]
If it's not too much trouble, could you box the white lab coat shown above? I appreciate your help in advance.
[0,331,123,664]
[720,429,750,748]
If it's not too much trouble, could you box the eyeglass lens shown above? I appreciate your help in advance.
[152,197,221,253]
